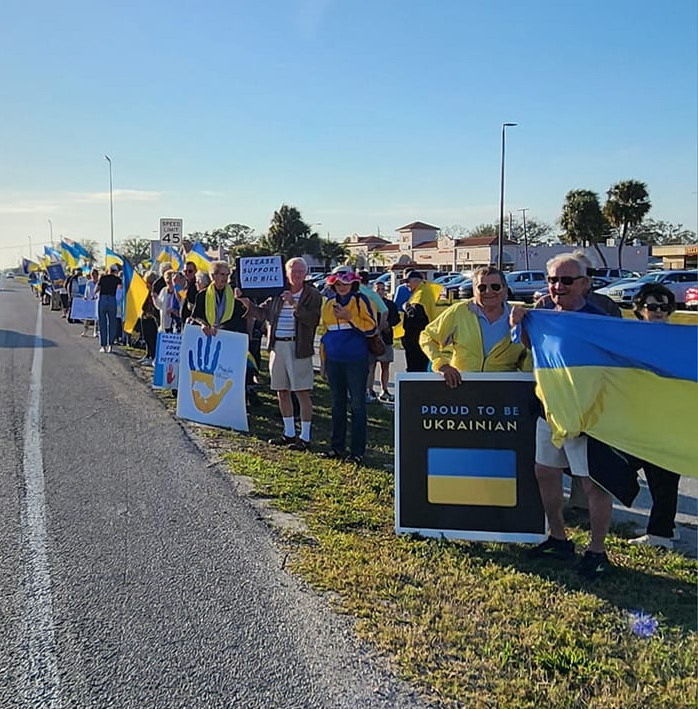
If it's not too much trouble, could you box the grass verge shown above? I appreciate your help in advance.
[129,347,697,709]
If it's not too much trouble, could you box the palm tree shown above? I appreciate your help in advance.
[560,189,610,267]
[318,238,349,272]
[603,180,651,269]
[260,205,321,260]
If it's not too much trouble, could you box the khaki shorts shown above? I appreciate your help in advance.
[269,341,314,391]
[369,343,394,364]
[535,417,589,477]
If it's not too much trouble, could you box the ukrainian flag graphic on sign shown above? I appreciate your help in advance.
[427,448,517,507]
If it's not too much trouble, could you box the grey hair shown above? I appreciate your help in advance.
[195,270,211,287]
[546,253,588,278]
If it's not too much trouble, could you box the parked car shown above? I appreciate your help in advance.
[591,268,640,280]
[368,272,392,288]
[606,270,698,309]
[684,286,698,311]
[457,279,474,299]
[505,271,548,302]
[438,275,470,300]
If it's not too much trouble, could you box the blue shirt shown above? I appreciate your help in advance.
[468,302,511,355]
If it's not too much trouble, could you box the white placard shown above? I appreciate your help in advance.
[159,218,183,246]
[237,255,285,291]
[70,298,98,321]
[176,325,249,431]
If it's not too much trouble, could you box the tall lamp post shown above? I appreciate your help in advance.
[47,218,53,247]
[497,122,517,270]
[518,207,529,270]
[104,155,114,250]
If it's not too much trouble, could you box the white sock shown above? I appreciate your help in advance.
[283,417,296,438]
[300,421,311,442]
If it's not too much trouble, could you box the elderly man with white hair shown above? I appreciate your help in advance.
[510,252,614,581]
[241,257,323,450]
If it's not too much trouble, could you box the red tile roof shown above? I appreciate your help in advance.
[455,236,517,246]
[396,221,440,231]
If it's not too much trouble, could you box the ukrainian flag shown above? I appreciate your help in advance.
[105,247,124,269]
[185,241,212,272]
[121,259,150,334]
[44,245,61,261]
[427,448,518,506]
[60,240,80,269]
[524,310,698,478]
[157,244,184,271]
[22,258,40,274]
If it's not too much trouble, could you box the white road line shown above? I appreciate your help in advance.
[20,300,62,708]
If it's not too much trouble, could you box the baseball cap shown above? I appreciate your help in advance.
[110,264,119,272]
[327,270,360,286]
[405,270,423,281]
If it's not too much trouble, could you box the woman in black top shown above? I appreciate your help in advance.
[96,265,122,352]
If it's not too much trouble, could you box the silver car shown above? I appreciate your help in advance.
[607,270,698,308]
[505,270,548,302]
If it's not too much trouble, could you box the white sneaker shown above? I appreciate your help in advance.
[106,345,112,353]
[99,347,106,353]
[628,534,674,550]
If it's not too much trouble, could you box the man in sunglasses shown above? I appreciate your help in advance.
[180,261,198,322]
[510,253,613,580]
[420,266,530,386]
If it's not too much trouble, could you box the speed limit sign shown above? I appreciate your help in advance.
[159,218,183,246]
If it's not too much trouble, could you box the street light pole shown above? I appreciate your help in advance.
[47,218,53,247]
[518,208,529,270]
[104,155,114,250]
[497,122,517,270]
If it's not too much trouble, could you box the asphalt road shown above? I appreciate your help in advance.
[0,281,431,709]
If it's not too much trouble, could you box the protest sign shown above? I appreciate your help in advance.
[153,332,182,390]
[395,372,546,543]
[176,325,249,431]
[235,255,285,299]
[69,298,98,321]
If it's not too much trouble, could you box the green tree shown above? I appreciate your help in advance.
[319,238,349,271]
[117,238,151,266]
[259,205,321,260]
[79,239,99,264]
[628,219,697,246]
[560,190,611,267]
[468,223,498,239]
[603,180,651,269]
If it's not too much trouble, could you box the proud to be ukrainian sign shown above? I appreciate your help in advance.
[395,373,546,543]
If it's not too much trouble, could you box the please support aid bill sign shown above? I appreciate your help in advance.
[395,372,546,543]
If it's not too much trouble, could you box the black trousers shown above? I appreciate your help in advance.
[643,462,680,538]
[402,337,429,372]
[142,317,158,359]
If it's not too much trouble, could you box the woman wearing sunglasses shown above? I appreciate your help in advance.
[419,266,531,388]
[628,283,680,549]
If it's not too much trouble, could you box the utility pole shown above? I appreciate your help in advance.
[518,208,529,270]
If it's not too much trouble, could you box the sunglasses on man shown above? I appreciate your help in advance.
[476,282,503,293]
[547,275,586,285]
[643,302,671,312]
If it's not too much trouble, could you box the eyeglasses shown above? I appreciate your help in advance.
[547,275,585,285]
[643,302,671,313]
[476,282,503,293]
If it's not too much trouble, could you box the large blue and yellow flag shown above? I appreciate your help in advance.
[22,258,40,274]
[524,310,698,478]
[121,258,150,334]
[60,239,80,270]
[44,245,61,262]
[157,244,184,271]
[105,246,124,269]
[185,241,212,272]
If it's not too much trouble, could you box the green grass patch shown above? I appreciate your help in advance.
[132,347,698,708]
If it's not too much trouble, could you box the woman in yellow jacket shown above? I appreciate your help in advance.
[419,266,530,387]
[320,270,377,464]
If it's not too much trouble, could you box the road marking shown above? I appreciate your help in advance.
[20,300,62,708]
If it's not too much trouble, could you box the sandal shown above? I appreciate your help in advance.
[320,449,344,459]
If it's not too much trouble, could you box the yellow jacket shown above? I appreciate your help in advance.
[419,299,531,373]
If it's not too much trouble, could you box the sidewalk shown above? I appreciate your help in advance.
[311,337,697,558]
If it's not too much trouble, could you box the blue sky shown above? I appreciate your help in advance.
[1,0,696,267]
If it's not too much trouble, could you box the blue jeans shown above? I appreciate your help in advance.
[326,357,368,457]
[98,295,117,347]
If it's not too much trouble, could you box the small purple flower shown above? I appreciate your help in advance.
[628,610,659,638]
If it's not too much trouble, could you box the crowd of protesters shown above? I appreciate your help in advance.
[31,251,687,578]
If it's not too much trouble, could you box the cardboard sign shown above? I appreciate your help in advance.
[69,298,98,321]
[395,373,546,543]
[153,332,182,390]
[176,324,249,431]
[235,255,285,298]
